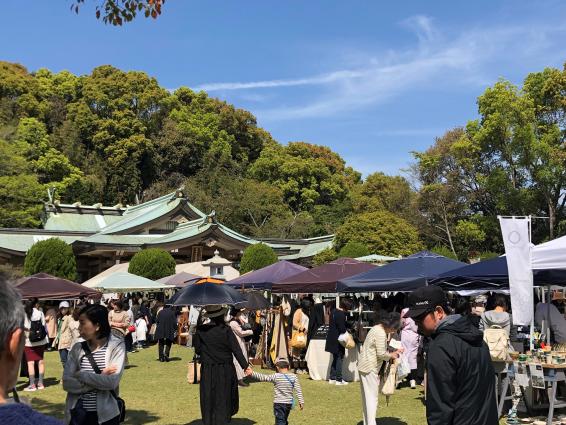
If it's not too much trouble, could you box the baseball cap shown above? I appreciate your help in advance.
[59,301,70,309]
[405,286,447,319]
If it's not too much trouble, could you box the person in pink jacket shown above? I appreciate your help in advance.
[401,307,421,388]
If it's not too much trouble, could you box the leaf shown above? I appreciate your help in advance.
[96,10,101,19]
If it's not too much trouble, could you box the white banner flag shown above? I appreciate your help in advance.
[498,216,533,325]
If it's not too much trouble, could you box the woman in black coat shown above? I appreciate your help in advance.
[325,298,352,384]
[155,303,177,362]
[194,305,250,425]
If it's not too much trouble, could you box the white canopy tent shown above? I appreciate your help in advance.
[89,272,169,293]
[532,235,566,271]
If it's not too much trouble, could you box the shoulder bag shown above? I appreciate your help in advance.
[81,341,126,423]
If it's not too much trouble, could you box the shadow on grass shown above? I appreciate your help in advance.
[15,377,60,391]
[28,394,161,424]
[185,419,256,425]
[356,418,408,425]
[167,357,183,362]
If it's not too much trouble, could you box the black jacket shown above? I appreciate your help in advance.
[426,315,498,425]
[194,323,248,368]
[155,307,177,341]
[325,309,347,355]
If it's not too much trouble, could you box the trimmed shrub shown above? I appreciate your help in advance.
[338,241,370,259]
[128,248,176,280]
[24,238,77,280]
[239,243,278,274]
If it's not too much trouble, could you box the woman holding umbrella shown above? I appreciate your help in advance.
[194,305,251,425]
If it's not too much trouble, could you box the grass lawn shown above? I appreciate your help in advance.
[20,345,504,425]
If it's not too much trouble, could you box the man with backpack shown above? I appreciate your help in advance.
[406,286,498,425]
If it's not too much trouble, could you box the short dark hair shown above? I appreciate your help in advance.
[340,298,353,311]
[376,311,401,330]
[79,304,111,339]
[453,296,471,316]
[113,300,124,310]
[493,295,508,310]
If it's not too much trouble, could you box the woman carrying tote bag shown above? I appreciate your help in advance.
[357,311,403,425]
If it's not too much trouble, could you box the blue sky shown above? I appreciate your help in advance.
[2,1,566,177]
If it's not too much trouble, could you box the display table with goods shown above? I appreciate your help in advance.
[501,347,566,425]
[305,326,360,382]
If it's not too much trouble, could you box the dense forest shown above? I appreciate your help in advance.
[0,61,565,261]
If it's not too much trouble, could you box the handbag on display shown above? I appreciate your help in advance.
[290,330,307,349]
[338,331,356,349]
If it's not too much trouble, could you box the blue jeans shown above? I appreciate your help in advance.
[59,349,69,367]
[330,352,344,381]
[274,403,292,425]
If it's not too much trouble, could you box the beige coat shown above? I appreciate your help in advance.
[56,315,74,350]
[229,319,253,380]
[45,308,58,339]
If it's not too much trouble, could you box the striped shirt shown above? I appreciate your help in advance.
[357,325,392,374]
[80,343,108,411]
[251,371,304,405]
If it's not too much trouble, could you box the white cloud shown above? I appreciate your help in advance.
[193,15,566,121]
[193,69,366,92]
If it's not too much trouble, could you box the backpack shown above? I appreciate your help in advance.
[483,325,509,362]
[29,319,47,343]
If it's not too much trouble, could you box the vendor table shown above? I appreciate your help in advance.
[499,363,566,425]
[541,364,566,425]
[305,339,360,382]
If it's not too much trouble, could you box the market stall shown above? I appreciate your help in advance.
[305,330,360,382]
[226,260,307,290]
[337,251,466,293]
[157,271,200,288]
[89,272,169,293]
[14,273,99,300]
[272,257,376,293]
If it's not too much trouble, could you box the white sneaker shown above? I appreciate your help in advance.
[410,379,416,389]
[336,380,349,386]
[328,379,336,384]
[24,385,37,392]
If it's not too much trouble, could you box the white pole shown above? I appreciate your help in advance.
[529,216,535,351]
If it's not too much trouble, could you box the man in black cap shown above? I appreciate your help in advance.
[406,285,498,425]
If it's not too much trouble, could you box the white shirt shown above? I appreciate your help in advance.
[24,308,49,347]
[189,306,200,325]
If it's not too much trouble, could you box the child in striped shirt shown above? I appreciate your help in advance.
[249,357,304,425]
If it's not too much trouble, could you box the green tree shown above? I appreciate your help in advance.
[338,241,370,258]
[454,219,486,260]
[431,245,459,260]
[15,117,49,159]
[0,173,44,228]
[128,248,176,280]
[24,238,77,280]
[72,0,165,26]
[335,211,423,257]
[352,172,416,222]
[239,243,278,274]
[312,248,339,266]
[249,142,359,212]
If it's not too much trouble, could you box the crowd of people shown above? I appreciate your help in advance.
[4,269,566,425]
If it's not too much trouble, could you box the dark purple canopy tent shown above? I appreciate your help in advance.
[271,258,377,293]
[14,273,99,300]
[226,260,308,290]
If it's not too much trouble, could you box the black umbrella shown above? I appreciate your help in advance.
[172,278,247,307]
[243,292,271,310]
